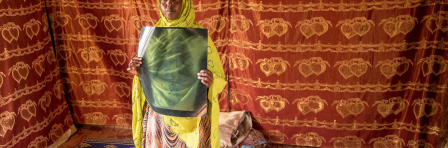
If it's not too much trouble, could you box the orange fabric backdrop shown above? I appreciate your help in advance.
[0,1,74,148]
[1,0,447,147]
[221,0,448,147]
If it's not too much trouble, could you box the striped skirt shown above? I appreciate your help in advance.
[142,107,211,148]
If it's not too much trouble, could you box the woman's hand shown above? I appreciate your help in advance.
[127,57,142,76]
[197,70,213,88]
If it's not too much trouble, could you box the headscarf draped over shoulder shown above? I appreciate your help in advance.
[132,0,226,147]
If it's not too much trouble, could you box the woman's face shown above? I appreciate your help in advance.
[160,0,182,20]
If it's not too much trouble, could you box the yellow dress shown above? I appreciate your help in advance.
[132,0,227,147]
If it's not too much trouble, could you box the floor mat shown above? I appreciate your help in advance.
[77,137,135,148]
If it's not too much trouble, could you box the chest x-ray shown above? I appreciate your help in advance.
[138,27,208,117]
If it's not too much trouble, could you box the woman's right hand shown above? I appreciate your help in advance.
[127,57,142,76]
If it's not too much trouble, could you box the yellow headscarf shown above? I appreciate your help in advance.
[132,0,227,147]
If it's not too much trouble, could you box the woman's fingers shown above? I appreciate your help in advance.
[201,80,210,87]
[129,57,143,67]
[197,70,213,87]
[127,57,143,75]
[128,63,141,69]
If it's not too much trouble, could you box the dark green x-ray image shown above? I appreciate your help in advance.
[138,27,208,117]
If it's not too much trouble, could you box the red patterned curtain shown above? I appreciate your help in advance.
[221,0,448,147]
[0,1,74,148]
[2,0,447,147]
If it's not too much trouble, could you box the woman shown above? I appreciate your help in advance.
[127,0,226,147]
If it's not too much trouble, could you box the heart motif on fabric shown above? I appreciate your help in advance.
[295,57,330,77]
[296,17,332,38]
[332,98,368,118]
[102,15,125,32]
[8,61,30,83]
[376,57,413,79]
[433,60,448,75]
[236,58,250,70]
[236,19,251,32]
[198,15,227,34]
[112,82,131,98]
[45,50,57,63]
[271,100,285,112]
[412,98,443,119]
[292,133,325,147]
[380,15,418,37]
[55,16,69,27]
[260,100,272,113]
[25,27,34,39]
[338,65,353,79]
[18,100,37,121]
[335,105,351,118]
[80,80,108,96]
[32,55,46,76]
[23,19,41,39]
[49,11,72,28]
[298,64,313,77]
[347,103,365,116]
[350,63,368,77]
[257,95,289,113]
[131,15,157,32]
[352,22,370,36]
[76,13,99,29]
[257,57,290,77]
[38,91,52,112]
[294,96,328,115]
[425,19,438,34]
[337,17,374,39]
[311,22,328,36]
[79,46,105,63]
[0,111,16,137]
[113,114,132,125]
[340,24,356,39]
[376,102,393,117]
[258,18,292,38]
[83,112,109,125]
[0,22,21,43]
[335,58,371,79]
[49,124,64,142]
[56,45,74,60]
[272,62,287,75]
[418,55,448,76]
[228,88,251,105]
[412,98,442,118]
[260,62,272,76]
[298,103,311,115]
[53,78,76,99]
[228,53,252,70]
[78,18,91,28]
[398,20,415,34]
[299,24,315,38]
[260,23,276,38]
[422,12,448,34]
[383,22,398,37]
[229,15,252,33]
[107,49,128,66]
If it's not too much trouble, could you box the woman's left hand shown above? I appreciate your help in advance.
[197,70,213,88]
